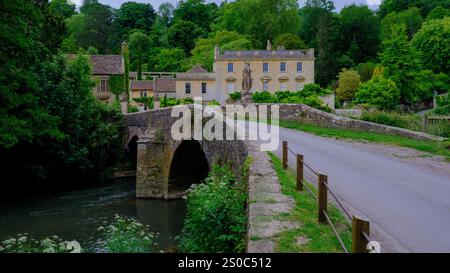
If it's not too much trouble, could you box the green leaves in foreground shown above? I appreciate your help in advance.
[177,160,251,253]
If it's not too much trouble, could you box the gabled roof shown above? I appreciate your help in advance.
[90,55,124,75]
[155,78,176,92]
[130,80,154,90]
[187,64,208,73]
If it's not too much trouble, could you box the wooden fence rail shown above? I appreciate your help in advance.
[282,141,375,253]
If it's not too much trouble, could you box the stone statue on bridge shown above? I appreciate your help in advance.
[241,62,253,104]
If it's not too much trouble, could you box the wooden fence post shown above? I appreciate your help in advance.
[282,141,288,169]
[318,173,328,223]
[296,154,303,191]
[352,216,370,253]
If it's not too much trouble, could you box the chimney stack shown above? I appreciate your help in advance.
[266,40,272,51]
[214,45,220,60]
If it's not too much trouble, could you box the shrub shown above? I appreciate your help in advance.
[177,162,250,253]
[229,92,242,101]
[302,83,333,96]
[0,234,81,253]
[335,69,361,101]
[361,111,422,131]
[208,100,221,106]
[127,105,139,113]
[99,215,158,253]
[251,91,277,103]
[434,95,450,115]
[355,76,400,110]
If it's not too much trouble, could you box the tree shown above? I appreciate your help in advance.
[273,33,306,49]
[355,76,400,110]
[114,1,156,39]
[380,24,422,104]
[315,12,346,87]
[356,62,377,82]
[71,0,114,53]
[48,0,76,19]
[412,17,450,76]
[427,6,450,19]
[129,32,151,80]
[167,20,202,54]
[379,0,450,17]
[149,3,175,48]
[0,0,63,149]
[173,0,218,33]
[381,7,423,40]
[339,4,380,65]
[335,69,361,102]
[305,0,335,11]
[154,48,188,72]
[189,31,252,71]
[214,0,301,48]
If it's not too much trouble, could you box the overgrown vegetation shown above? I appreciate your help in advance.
[178,158,252,253]
[99,215,159,253]
[267,153,351,252]
[279,120,450,160]
[0,235,81,253]
[0,215,158,253]
[361,110,450,138]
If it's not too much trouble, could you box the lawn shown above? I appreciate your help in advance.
[279,120,450,160]
[268,152,352,253]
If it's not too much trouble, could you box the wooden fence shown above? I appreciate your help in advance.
[282,141,377,253]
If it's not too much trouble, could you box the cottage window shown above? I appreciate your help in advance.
[280,62,286,72]
[297,62,303,72]
[140,91,147,97]
[296,82,304,91]
[98,79,108,92]
[280,83,287,91]
[263,63,269,73]
[202,82,207,94]
[263,81,269,92]
[185,83,191,94]
[227,83,234,93]
[227,63,234,73]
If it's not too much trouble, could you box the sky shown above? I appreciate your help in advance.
[71,0,382,11]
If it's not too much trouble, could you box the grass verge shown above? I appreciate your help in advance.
[279,120,450,160]
[268,152,351,253]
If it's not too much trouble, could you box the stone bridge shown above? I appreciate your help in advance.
[123,106,248,199]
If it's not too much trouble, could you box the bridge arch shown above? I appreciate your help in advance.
[168,140,209,197]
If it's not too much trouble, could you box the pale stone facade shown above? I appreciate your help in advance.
[175,44,315,104]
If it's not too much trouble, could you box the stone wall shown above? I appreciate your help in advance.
[257,103,443,141]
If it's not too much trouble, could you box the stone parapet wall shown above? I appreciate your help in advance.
[256,103,444,141]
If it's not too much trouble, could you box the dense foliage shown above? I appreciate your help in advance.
[354,76,400,110]
[178,160,251,253]
[0,0,124,194]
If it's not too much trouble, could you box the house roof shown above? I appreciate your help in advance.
[154,78,176,92]
[187,64,208,73]
[177,64,215,81]
[130,80,154,90]
[73,55,124,75]
[216,49,315,61]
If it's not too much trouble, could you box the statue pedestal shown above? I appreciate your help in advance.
[241,91,252,104]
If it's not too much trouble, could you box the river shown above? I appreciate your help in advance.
[0,178,186,252]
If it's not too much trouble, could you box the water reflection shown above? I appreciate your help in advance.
[0,178,186,252]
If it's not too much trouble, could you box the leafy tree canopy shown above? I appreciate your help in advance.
[273,33,306,50]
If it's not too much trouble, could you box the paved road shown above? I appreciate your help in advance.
[238,121,450,252]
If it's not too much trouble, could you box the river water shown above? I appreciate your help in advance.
[0,178,186,252]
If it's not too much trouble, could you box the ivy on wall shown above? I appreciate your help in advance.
[109,74,125,100]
